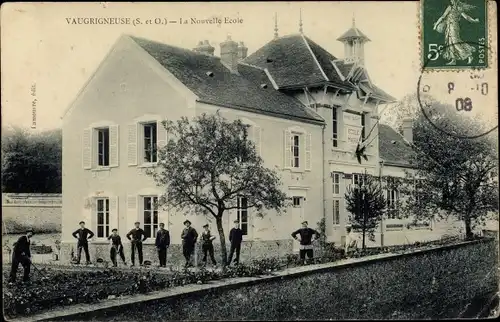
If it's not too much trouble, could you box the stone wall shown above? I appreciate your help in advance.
[68,238,498,320]
[59,239,294,265]
[2,193,62,233]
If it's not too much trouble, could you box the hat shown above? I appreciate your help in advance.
[345,224,352,228]
[203,224,209,228]
[233,220,239,224]
[301,220,308,225]
[134,222,140,225]
[26,228,34,233]
[79,221,85,225]
[183,220,192,225]
[112,228,118,232]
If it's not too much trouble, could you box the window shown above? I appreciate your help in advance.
[97,128,110,166]
[292,196,302,207]
[352,173,365,187]
[291,134,300,168]
[332,108,338,147]
[361,113,366,141]
[143,123,157,163]
[332,172,341,195]
[415,179,423,205]
[143,196,159,238]
[96,198,110,238]
[386,178,400,219]
[236,130,248,163]
[333,198,340,225]
[237,197,248,236]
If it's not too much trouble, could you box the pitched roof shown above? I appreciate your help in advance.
[243,34,354,89]
[336,27,371,42]
[243,34,394,103]
[378,124,416,167]
[130,36,323,124]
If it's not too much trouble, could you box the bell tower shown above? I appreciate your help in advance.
[337,17,370,65]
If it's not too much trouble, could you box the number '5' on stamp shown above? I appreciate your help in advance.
[421,0,488,70]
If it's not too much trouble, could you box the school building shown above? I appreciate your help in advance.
[59,20,447,264]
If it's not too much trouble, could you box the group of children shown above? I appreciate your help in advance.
[71,219,245,268]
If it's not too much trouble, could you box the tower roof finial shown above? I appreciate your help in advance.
[274,12,279,39]
[299,8,303,34]
[352,13,356,27]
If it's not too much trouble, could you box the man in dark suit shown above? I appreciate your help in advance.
[9,229,34,283]
[181,220,198,267]
[155,222,170,268]
[72,221,95,265]
[126,222,147,266]
[228,220,243,265]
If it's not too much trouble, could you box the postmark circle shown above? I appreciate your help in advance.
[417,41,497,139]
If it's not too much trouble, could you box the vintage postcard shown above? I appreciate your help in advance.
[1,1,498,321]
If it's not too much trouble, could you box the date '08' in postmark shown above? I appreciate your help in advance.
[421,0,488,70]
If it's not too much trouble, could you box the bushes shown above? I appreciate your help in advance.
[3,257,287,318]
[3,236,477,318]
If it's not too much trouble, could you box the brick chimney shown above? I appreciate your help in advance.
[220,35,239,71]
[402,118,413,144]
[193,40,215,56]
[237,41,248,60]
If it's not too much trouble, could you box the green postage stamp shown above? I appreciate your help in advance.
[421,0,488,70]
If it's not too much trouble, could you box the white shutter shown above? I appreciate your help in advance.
[127,195,139,230]
[157,119,167,150]
[82,128,92,169]
[109,125,119,167]
[127,123,138,166]
[109,196,119,232]
[284,130,291,168]
[253,126,262,157]
[305,133,312,171]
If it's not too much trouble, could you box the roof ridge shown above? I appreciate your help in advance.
[238,61,265,71]
[330,60,346,81]
[129,35,221,61]
[300,34,329,82]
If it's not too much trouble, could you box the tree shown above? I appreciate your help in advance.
[345,171,386,249]
[1,126,62,193]
[399,101,498,240]
[149,112,289,266]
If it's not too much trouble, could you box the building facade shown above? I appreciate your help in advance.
[60,22,438,264]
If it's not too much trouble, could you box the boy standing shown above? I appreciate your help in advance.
[228,220,243,265]
[9,229,34,283]
[155,223,170,267]
[201,224,217,266]
[72,221,94,265]
[108,229,126,267]
[291,221,320,265]
[181,220,198,267]
[126,222,147,266]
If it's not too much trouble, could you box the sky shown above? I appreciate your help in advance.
[1,2,496,132]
